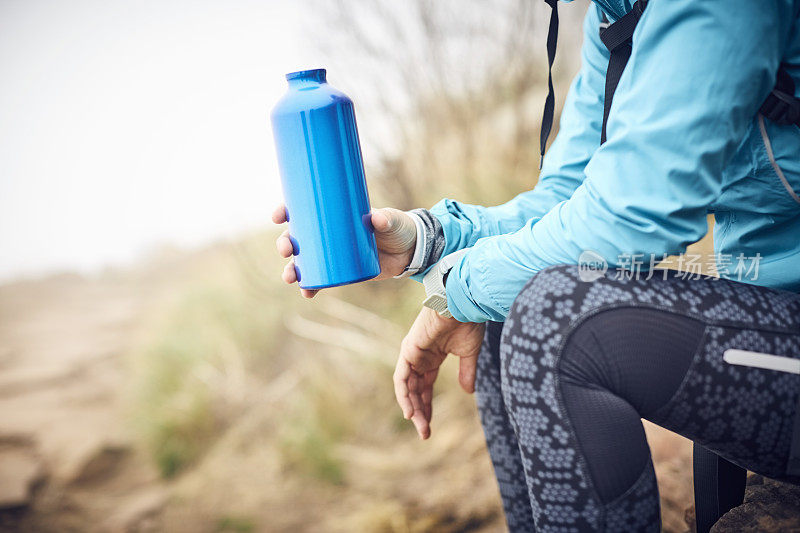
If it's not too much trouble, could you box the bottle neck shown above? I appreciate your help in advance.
[288,78,324,89]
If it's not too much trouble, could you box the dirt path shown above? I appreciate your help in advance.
[0,271,170,532]
[0,253,699,533]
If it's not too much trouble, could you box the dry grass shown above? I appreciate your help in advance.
[0,224,709,532]
[119,228,718,532]
[122,235,506,531]
[129,281,284,478]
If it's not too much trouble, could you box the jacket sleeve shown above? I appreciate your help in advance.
[423,5,609,259]
[445,0,795,323]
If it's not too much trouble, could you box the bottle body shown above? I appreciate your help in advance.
[271,69,380,289]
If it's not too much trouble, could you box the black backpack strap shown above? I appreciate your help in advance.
[599,0,647,144]
[788,392,800,476]
[539,0,559,169]
[693,443,747,533]
[539,1,798,164]
[760,65,800,127]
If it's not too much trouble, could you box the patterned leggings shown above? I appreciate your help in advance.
[476,265,800,532]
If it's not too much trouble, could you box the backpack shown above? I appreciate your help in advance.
[538,0,800,167]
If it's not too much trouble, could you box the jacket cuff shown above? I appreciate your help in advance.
[408,207,446,282]
[443,253,487,323]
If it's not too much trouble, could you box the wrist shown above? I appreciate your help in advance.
[421,305,459,327]
[421,249,469,319]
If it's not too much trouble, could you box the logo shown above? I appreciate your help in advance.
[577,250,608,282]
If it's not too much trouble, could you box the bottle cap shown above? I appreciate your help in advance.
[285,68,326,83]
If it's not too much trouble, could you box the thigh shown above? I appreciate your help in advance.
[507,264,800,482]
[557,307,707,501]
[649,320,800,481]
[560,305,800,495]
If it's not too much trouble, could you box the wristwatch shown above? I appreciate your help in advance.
[422,249,469,318]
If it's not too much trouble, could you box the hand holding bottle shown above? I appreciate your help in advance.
[273,204,417,298]
[272,68,382,289]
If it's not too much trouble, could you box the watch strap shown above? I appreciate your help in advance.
[421,248,469,318]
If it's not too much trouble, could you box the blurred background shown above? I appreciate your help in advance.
[0,1,698,531]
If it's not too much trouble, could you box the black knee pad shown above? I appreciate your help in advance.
[501,265,706,417]
[558,307,705,417]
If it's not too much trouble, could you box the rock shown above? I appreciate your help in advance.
[710,474,800,532]
[0,446,45,510]
[66,442,130,487]
[102,487,167,532]
[684,505,696,532]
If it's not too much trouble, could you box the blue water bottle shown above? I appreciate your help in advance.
[271,68,380,289]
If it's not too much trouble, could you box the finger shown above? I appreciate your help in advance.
[410,408,430,440]
[370,208,392,233]
[276,230,293,258]
[407,347,435,375]
[371,207,412,237]
[422,369,438,423]
[393,358,413,419]
[271,203,287,224]
[407,372,428,436]
[282,261,297,284]
[399,334,430,378]
[458,355,477,394]
[408,372,425,416]
[421,381,433,424]
[300,289,319,299]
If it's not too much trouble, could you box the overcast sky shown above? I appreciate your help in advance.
[0,0,325,280]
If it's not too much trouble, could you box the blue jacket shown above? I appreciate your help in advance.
[416,0,800,323]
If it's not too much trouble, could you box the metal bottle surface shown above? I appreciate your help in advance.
[270,68,380,289]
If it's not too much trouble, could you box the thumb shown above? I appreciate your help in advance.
[371,208,414,237]
[458,355,477,394]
